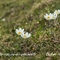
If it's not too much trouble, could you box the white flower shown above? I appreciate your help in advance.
[16,28,24,35]
[44,13,53,20]
[54,10,60,15]
[2,18,5,21]
[21,32,31,39]
[52,13,57,19]
[58,10,60,13]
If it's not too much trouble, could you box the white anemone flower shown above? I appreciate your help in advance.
[21,32,31,39]
[16,28,24,35]
[54,10,60,15]
[44,13,53,20]
[52,13,57,19]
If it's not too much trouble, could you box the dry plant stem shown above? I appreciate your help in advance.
[54,19,58,26]
[53,19,57,42]
[48,21,51,28]
[48,21,55,41]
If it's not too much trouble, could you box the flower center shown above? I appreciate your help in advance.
[23,34,27,38]
[48,16,50,19]
[56,11,58,14]
[18,32,21,35]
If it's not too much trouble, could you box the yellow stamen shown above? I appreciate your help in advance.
[56,12,58,14]
[18,32,21,35]
[23,34,27,38]
[48,16,50,18]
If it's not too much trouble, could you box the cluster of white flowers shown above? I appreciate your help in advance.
[44,10,60,20]
[15,9,60,39]
[15,28,31,39]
